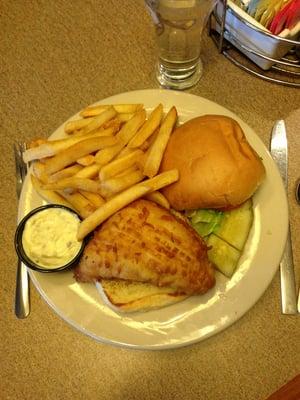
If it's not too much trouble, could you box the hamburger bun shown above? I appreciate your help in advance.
[96,279,188,313]
[160,115,265,210]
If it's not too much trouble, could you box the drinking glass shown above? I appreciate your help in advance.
[145,0,216,90]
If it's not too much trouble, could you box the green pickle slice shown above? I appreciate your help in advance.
[188,199,254,277]
[214,199,253,251]
[206,234,241,278]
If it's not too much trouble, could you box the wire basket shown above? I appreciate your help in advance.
[209,0,300,88]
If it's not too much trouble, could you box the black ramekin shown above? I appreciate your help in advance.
[15,204,86,273]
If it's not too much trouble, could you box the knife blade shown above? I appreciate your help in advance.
[270,120,297,314]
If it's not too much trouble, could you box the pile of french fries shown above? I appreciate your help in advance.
[24,103,179,241]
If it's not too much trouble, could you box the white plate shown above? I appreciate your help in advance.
[19,89,288,350]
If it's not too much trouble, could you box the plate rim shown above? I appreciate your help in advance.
[21,88,288,350]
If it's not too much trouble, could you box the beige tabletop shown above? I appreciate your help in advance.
[1,1,300,399]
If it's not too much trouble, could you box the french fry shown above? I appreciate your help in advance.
[95,110,146,165]
[128,128,160,169]
[31,175,74,208]
[144,191,170,209]
[77,185,151,240]
[87,125,117,137]
[113,166,137,178]
[117,110,146,143]
[144,127,160,148]
[32,161,48,183]
[28,138,47,148]
[139,137,154,152]
[58,190,95,219]
[99,149,143,181]
[100,113,133,131]
[77,169,178,240]
[69,130,81,136]
[99,169,144,198]
[64,117,94,134]
[115,146,135,159]
[94,142,124,167]
[80,104,143,118]
[77,155,95,166]
[102,117,122,132]
[79,190,105,208]
[48,164,83,183]
[23,126,116,163]
[32,168,105,216]
[43,136,117,175]
[141,169,179,192]
[74,163,101,179]
[143,107,177,178]
[116,113,134,122]
[113,104,143,113]
[80,106,117,135]
[29,103,180,242]
[43,177,101,194]
[98,114,132,133]
[128,104,163,148]
[72,124,117,138]
[114,130,155,160]
[80,105,108,117]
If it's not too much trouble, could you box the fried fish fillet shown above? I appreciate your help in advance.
[74,199,215,295]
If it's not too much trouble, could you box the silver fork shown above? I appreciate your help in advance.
[14,142,30,318]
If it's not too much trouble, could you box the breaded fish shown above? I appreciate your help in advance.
[74,199,215,295]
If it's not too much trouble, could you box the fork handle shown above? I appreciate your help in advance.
[15,260,30,318]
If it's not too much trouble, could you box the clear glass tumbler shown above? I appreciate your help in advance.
[146,0,214,90]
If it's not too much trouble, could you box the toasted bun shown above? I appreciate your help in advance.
[160,115,266,210]
[96,279,188,313]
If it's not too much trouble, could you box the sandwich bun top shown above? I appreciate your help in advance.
[160,115,266,210]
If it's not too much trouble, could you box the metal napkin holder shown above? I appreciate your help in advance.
[209,0,300,88]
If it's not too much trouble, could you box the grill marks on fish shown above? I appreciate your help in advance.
[99,218,196,281]
[75,199,215,295]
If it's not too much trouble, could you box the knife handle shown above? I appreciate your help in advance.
[15,259,30,319]
[280,225,297,314]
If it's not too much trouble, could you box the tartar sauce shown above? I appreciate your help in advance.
[22,208,82,269]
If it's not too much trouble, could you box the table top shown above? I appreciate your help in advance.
[1,1,299,400]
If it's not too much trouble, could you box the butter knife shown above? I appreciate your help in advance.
[270,120,297,314]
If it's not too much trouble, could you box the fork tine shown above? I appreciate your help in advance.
[20,142,27,153]
[13,142,21,161]
[20,162,27,182]
[13,143,22,174]
[22,142,30,178]
[14,143,22,199]
[14,142,28,182]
